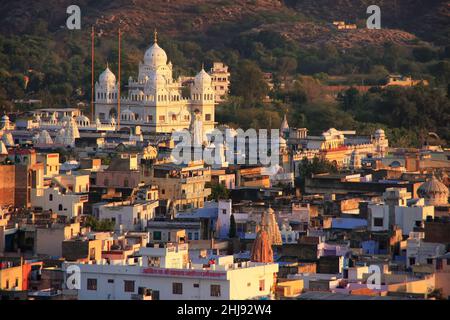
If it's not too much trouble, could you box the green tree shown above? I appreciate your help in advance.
[296,157,338,192]
[230,60,269,107]
[209,183,230,201]
[228,214,237,238]
[85,215,115,232]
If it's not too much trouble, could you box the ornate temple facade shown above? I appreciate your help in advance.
[95,32,215,134]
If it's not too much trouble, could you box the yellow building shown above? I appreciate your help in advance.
[148,160,211,212]
[0,264,23,291]
[276,279,304,298]
[384,75,429,87]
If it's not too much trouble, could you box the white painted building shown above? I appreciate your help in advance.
[368,196,434,235]
[395,200,434,236]
[63,242,278,300]
[97,200,159,232]
[216,200,232,239]
[368,203,390,232]
[95,32,215,134]
[31,173,89,219]
[406,232,446,268]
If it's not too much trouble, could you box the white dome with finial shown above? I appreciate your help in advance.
[144,31,167,68]
[99,65,116,86]
[194,67,212,88]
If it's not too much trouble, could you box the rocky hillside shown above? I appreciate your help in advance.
[0,0,448,47]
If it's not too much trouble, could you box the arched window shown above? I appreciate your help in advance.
[49,194,53,201]
[58,204,63,211]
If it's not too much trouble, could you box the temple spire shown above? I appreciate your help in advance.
[154,29,158,43]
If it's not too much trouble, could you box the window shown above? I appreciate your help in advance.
[193,283,199,288]
[159,115,165,122]
[427,258,433,265]
[259,280,265,291]
[58,204,63,211]
[49,194,53,201]
[222,209,227,215]
[373,218,383,227]
[124,280,135,293]
[172,114,177,121]
[108,279,114,284]
[89,248,96,260]
[205,114,211,121]
[153,231,162,241]
[210,284,221,297]
[173,282,183,295]
[87,278,97,291]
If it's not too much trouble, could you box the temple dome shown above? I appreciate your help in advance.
[418,176,449,206]
[194,68,212,88]
[99,66,116,85]
[144,42,167,68]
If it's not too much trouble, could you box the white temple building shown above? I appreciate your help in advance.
[95,31,216,134]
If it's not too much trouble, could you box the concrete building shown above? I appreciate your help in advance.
[31,173,89,219]
[406,232,446,268]
[35,223,81,257]
[209,62,230,103]
[97,199,159,232]
[148,160,211,213]
[63,242,278,300]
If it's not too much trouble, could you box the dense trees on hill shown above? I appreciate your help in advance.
[0,10,449,148]
[337,85,450,144]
